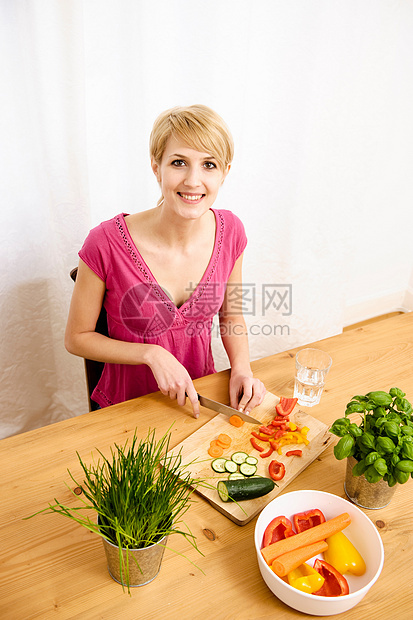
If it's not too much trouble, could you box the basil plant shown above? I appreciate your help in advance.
[330,388,413,487]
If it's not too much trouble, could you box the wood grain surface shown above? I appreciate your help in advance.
[0,312,412,620]
[169,391,332,524]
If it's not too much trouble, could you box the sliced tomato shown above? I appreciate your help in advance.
[262,516,295,547]
[312,559,349,597]
[276,397,298,417]
[268,460,286,481]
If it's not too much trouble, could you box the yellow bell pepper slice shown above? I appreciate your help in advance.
[324,532,366,576]
[287,563,325,594]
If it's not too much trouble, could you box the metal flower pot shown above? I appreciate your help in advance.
[344,456,398,509]
[101,533,168,587]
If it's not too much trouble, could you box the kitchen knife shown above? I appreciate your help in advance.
[197,393,261,424]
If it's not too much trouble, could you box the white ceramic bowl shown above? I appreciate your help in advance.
[254,490,384,616]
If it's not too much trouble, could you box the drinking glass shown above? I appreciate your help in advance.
[293,348,332,407]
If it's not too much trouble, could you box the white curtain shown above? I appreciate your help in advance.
[1,0,413,439]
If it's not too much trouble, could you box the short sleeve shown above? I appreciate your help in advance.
[225,210,247,259]
[78,223,108,281]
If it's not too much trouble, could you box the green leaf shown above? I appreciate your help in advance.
[333,434,355,460]
[373,458,388,476]
[364,465,383,483]
[352,459,367,476]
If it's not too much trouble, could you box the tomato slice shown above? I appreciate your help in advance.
[312,559,349,597]
[268,460,286,481]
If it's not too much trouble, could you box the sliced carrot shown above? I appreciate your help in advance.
[271,540,329,577]
[217,434,232,447]
[229,415,244,427]
[261,513,351,566]
[216,440,229,449]
[208,445,224,458]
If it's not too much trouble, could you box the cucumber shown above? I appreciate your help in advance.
[217,477,275,502]
[245,456,258,465]
[224,460,238,473]
[239,462,257,477]
[227,472,245,480]
[231,451,248,465]
[211,458,227,473]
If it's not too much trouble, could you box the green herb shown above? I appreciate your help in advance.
[25,428,210,593]
[330,387,413,487]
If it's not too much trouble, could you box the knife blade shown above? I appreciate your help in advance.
[197,393,261,424]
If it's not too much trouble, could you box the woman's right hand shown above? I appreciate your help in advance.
[144,345,200,418]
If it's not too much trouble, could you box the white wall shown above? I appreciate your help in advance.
[1,0,413,437]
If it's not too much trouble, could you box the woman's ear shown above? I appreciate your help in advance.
[151,158,161,183]
[221,163,231,184]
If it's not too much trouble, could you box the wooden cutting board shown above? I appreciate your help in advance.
[168,391,333,525]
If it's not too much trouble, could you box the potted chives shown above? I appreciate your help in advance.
[26,428,205,592]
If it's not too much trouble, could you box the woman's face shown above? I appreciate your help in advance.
[151,135,229,220]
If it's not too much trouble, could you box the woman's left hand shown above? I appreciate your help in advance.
[229,373,266,414]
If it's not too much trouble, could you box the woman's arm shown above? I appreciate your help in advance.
[219,254,266,413]
[65,259,200,416]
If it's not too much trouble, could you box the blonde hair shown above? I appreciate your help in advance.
[149,104,234,171]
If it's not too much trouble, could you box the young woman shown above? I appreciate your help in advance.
[65,105,265,416]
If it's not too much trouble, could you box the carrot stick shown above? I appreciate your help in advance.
[261,513,351,566]
[271,540,328,577]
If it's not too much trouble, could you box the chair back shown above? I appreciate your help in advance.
[70,267,107,410]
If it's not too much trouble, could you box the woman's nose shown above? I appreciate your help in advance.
[183,166,202,187]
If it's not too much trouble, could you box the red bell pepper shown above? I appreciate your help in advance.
[268,460,286,481]
[250,437,264,452]
[262,516,295,547]
[259,446,274,458]
[276,397,298,417]
[270,419,288,427]
[312,559,349,597]
[286,449,303,457]
[259,425,276,436]
[293,509,326,533]
[251,431,271,442]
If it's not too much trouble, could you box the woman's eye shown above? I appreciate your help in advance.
[171,159,186,167]
[204,161,217,169]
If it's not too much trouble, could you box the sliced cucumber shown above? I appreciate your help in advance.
[239,462,257,477]
[224,460,238,474]
[245,455,258,465]
[217,477,275,502]
[231,451,248,465]
[211,458,227,473]
[228,472,245,480]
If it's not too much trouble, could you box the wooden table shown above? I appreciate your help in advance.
[1,313,412,619]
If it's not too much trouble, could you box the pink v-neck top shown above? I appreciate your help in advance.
[78,209,247,408]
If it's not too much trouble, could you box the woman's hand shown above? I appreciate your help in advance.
[229,372,266,414]
[145,345,200,418]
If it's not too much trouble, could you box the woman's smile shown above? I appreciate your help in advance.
[177,192,205,204]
